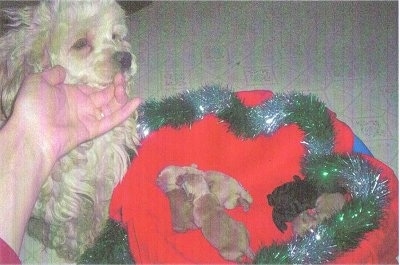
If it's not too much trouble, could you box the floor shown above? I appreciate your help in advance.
[21,1,398,263]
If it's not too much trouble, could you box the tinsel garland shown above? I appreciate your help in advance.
[136,86,335,155]
[78,219,133,264]
[79,85,390,264]
[254,154,389,264]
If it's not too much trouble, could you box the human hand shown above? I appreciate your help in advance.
[11,65,141,166]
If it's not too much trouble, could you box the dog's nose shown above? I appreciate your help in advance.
[113,51,132,71]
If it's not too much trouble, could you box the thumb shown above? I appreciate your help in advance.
[42,65,67,85]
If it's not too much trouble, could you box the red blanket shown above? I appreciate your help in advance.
[110,90,398,264]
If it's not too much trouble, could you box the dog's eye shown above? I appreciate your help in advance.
[72,38,89,50]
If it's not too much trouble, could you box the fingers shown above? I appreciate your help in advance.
[113,72,125,87]
[41,65,67,85]
[113,73,128,103]
[89,73,126,107]
[95,98,141,136]
[89,86,115,107]
[114,80,128,104]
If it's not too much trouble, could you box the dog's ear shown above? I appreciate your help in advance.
[0,2,51,120]
[176,174,186,187]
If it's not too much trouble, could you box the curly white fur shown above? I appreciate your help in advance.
[0,0,139,260]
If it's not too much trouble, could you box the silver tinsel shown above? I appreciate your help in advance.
[185,85,235,118]
[251,95,289,135]
[341,155,389,204]
[289,225,337,264]
[286,154,390,263]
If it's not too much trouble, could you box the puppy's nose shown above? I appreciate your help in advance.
[113,51,132,71]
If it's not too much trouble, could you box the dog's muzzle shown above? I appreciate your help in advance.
[113,51,132,72]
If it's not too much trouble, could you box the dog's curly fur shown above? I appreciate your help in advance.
[0,0,139,261]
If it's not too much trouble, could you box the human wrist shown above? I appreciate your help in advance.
[0,116,57,178]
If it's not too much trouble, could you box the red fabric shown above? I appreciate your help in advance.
[110,90,398,264]
[0,238,20,264]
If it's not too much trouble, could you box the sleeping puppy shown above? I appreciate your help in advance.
[315,192,346,222]
[292,211,318,237]
[157,164,205,192]
[157,166,200,232]
[204,170,253,211]
[158,165,253,211]
[292,192,346,236]
[178,173,255,262]
[164,189,197,232]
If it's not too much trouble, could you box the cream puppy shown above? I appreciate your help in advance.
[157,165,203,232]
[204,170,253,211]
[179,173,255,262]
[158,165,253,211]
[157,164,205,192]
[0,0,138,260]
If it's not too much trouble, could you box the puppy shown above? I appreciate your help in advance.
[0,1,138,260]
[159,165,253,211]
[315,192,346,222]
[157,165,201,232]
[204,170,253,211]
[292,192,346,237]
[292,211,318,237]
[179,173,255,262]
[157,165,205,192]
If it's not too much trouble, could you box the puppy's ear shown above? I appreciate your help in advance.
[206,180,215,189]
[176,175,186,187]
[237,197,251,212]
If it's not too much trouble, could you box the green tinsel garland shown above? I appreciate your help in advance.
[78,219,133,264]
[79,86,389,264]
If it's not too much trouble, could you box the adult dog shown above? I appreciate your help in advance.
[0,0,138,260]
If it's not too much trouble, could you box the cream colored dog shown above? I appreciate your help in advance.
[0,0,138,261]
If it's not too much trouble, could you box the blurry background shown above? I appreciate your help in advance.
[14,1,398,263]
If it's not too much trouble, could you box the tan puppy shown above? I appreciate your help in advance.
[179,173,255,262]
[158,165,253,211]
[157,165,205,192]
[292,211,318,236]
[157,166,201,232]
[204,170,253,211]
[292,192,346,237]
[315,192,346,222]
[162,189,197,232]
